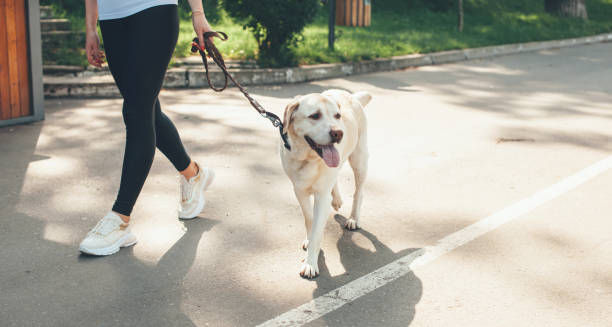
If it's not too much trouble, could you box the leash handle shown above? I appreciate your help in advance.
[191,31,229,92]
[190,32,292,151]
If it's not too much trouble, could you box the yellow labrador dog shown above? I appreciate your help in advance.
[280,89,372,278]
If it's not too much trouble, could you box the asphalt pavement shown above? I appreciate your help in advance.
[1,42,612,326]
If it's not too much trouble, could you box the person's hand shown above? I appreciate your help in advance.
[85,30,105,67]
[192,11,214,50]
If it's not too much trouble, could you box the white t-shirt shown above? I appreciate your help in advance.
[98,0,178,20]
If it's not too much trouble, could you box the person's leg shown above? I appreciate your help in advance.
[98,18,130,223]
[98,19,129,97]
[80,5,210,255]
[159,86,214,219]
[153,98,194,174]
[100,5,182,219]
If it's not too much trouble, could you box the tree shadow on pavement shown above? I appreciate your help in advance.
[248,83,355,100]
[305,214,423,326]
[0,101,229,326]
[0,115,207,326]
[390,47,612,122]
[0,121,46,286]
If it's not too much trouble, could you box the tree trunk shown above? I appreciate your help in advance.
[545,0,588,19]
[457,0,464,32]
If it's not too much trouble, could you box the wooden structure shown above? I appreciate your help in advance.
[336,0,371,27]
[0,0,45,127]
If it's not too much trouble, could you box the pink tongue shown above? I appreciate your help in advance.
[321,145,339,167]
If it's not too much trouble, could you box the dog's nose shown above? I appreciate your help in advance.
[330,129,343,143]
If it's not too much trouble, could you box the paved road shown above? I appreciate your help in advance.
[2,42,612,326]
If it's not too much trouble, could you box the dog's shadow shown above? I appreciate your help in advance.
[311,214,423,326]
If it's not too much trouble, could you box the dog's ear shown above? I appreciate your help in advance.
[282,100,299,134]
[352,91,372,107]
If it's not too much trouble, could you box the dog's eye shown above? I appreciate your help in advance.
[335,113,341,119]
[309,113,321,120]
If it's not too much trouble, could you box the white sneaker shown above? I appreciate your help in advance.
[79,212,137,256]
[178,164,215,220]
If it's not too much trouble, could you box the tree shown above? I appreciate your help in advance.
[223,0,320,67]
[545,0,588,19]
[458,0,464,32]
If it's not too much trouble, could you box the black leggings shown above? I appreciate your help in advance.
[100,5,191,216]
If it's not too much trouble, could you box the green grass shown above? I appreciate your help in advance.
[221,0,612,65]
[44,0,612,67]
[174,11,257,61]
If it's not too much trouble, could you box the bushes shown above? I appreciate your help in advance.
[223,0,320,67]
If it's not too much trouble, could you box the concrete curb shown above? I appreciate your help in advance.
[44,32,612,98]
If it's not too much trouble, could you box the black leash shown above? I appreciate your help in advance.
[191,32,291,151]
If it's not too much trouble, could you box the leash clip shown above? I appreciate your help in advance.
[190,31,291,151]
[261,112,291,151]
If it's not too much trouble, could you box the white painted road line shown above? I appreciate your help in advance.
[257,155,612,327]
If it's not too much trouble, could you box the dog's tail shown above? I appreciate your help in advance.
[352,91,372,108]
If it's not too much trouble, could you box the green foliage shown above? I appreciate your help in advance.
[41,0,84,16]
[41,0,221,67]
[222,0,320,67]
[293,0,612,64]
[40,0,87,67]
[43,43,89,67]
[42,0,221,23]
[174,11,258,61]
[423,0,456,12]
[178,0,222,22]
[377,0,455,12]
[41,0,612,67]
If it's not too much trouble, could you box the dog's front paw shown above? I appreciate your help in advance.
[301,239,309,251]
[345,218,360,230]
[299,262,319,279]
[331,196,343,211]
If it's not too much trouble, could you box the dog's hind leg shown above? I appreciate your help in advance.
[347,136,369,230]
[331,183,343,211]
[294,188,313,250]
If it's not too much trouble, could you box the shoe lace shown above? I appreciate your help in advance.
[180,176,194,203]
[89,217,118,236]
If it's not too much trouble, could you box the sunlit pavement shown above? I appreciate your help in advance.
[2,42,612,326]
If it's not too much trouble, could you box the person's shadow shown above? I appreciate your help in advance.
[76,218,218,327]
[310,214,423,326]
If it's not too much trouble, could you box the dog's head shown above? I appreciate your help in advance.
[283,94,345,168]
